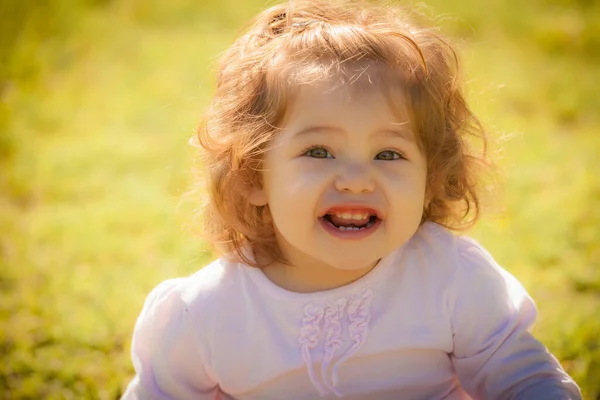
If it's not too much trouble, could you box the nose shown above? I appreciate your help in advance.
[334,162,375,194]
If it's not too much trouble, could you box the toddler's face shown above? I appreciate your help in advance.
[250,79,428,271]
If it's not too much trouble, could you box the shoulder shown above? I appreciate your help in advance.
[138,257,247,327]
[126,262,232,396]
[408,221,457,251]
[437,230,536,334]
[408,222,518,281]
[408,224,536,338]
[402,221,460,275]
[405,222,529,305]
[452,233,528,304]
[130,257,251,370]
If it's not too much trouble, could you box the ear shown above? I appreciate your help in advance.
[247,186,268,207]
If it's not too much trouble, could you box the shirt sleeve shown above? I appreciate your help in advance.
[121,279,220,400]
[450,237,582,400]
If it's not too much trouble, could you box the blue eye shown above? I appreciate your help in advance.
[376,150,402,160]
[305,146,333,159]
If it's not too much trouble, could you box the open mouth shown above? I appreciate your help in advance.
[319,208,381,235]
[322,212,378,230]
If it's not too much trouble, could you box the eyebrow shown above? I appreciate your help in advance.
[292,125,414,142]
[292,126,342,137]
[375,128,414,142]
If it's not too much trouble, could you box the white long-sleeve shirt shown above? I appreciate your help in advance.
[122,222,581,399]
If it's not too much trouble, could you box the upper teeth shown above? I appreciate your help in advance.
[335,212,370,220]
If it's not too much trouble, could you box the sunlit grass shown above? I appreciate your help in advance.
[1,0,598,398]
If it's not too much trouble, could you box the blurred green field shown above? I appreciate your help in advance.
[1,0,599,398]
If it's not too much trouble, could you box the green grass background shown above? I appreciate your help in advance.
[1,0,599,398]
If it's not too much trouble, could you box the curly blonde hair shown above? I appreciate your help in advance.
[193,0,493,267]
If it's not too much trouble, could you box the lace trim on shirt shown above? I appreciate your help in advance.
[299,288,373,397]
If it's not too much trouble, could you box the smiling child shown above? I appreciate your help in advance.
[123,1,581,398]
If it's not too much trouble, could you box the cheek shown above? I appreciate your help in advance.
[267,161,330,195]
[381,164,426,187]
[264,164,331,231]
[380,167,428,212]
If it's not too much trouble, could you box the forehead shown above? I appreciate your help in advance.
[278,62,410,127]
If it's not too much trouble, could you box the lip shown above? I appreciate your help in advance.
[318,204,383,219]
[318,203,383,241]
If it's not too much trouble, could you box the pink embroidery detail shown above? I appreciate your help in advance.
[321,297,347,397]
[299,288,373,397]
[299,302,327,395]
[331,289,373,388]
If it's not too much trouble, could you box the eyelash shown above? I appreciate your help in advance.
[303,145,333,159]
[302,146,405,161]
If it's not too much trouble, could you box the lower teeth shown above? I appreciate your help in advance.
[337,221,375,231]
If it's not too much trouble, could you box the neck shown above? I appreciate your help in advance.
[261,258,378,293]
